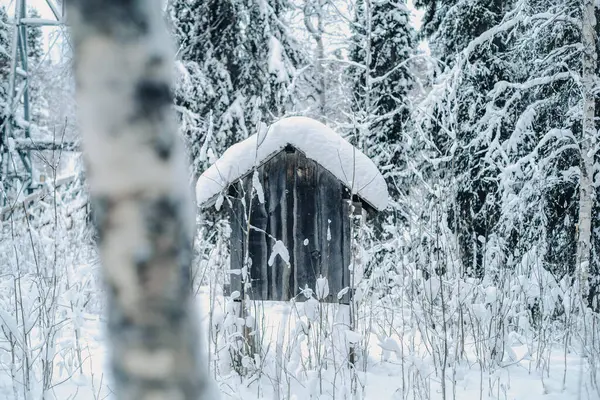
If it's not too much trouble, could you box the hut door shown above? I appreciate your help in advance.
[229,149,352,303]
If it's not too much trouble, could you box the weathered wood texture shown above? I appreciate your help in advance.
[229,148,353,303]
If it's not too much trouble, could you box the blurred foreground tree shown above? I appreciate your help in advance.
[66,0,215,398]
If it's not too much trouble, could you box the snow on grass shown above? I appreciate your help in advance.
[37,287,599,400]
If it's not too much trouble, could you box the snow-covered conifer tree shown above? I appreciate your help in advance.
[245,0,307,120]
[26,8,42,62]
[415,0,510,277]
[579,0,598,303]
[170,0,305,180]
[493,0,582,281]
[416,0,600,301]
[349,0,415,161]
[348,0,416,228]
[169,0,245,179]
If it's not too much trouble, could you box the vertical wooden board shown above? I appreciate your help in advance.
[283,151,296,300]
[265,152,289,301]
[340,195,352,304]
[316,171,329,284]
[228,186,245,297]
[311,162,321,297]
[317,167,346,303]
[293,154,320,296]
[245,173,269,300]
[261,162,273,300]
[260,165,270,300]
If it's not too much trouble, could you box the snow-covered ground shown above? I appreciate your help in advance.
[35,287,598,400]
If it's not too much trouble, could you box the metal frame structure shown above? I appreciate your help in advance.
[1,0,76,198]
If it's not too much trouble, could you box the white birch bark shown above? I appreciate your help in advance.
[577,0,597,299]
[66,1,215,398]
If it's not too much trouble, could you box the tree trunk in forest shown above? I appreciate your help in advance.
[304,0,327,120]
[360,0,373,153]
[66,0,214,398]
[577,0,597,300]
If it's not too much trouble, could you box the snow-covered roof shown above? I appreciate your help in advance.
[196,117,389,211]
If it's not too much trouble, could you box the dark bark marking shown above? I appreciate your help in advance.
[153,137,174,162]
[133,80,174,160]
[67,0,149,36]
[135,80,172,114]
[140,196,192,296]
[135,252,151,286]
[107,294,134,335]
[144,197,178,235]
[91,196,115,244]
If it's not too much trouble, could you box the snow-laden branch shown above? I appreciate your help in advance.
[490,72,576,98]
[502,129,578,175]
[370,54,430,85]
[455,1,581,72]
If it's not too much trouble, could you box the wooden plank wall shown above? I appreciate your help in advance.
[228,149,353,303]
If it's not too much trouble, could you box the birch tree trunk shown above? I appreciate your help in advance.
[66,1,214,398]
[577,0,597,300]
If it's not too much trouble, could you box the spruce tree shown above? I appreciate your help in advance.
[412,0,448,42]
[347,0,417,277]
[245,0,306,120]
[349,0,416,191]
[170,0,305,180]
[415,0,510,278]
[170,0,245,179]
[497,0,581,279]
[416,0,600,303]
[486,0,598,307]
[416,0,506,65]
[27,8,43,63]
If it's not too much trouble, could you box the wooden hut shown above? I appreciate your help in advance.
[196,117,388,303]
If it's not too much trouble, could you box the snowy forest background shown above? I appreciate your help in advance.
[0,0,599,399]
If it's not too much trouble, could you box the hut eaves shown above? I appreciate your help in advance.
[195,117,389,212]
